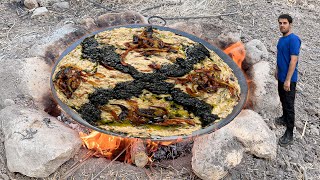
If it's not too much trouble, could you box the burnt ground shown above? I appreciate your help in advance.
[0,0,319,179]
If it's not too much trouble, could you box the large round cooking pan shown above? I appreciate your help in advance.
[50,24,248,141]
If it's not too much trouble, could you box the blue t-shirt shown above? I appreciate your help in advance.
[277,33,301,82]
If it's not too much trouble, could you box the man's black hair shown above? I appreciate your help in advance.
[278,14,293,24]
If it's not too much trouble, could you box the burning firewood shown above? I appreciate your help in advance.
[130,138,148,168]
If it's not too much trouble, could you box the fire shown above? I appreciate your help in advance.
[223,41,246,68]
[79,130,184,166]
[223,41,253,108]
[79,131,125,159]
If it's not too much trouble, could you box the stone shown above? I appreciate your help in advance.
[52,2,70,11]
[169,22,204,38]
[192,128,245,180]
[28,24,88,62]
[3,99,15,107]
[192,110,277,179]
[29,12,147,62]
[243,39,269,70]
[309,125,320,136]
[24,0,39,9]
[248,61,280,114]
[228,110,277,159]
[213,31,241,49]
[0,174,10,180]
[31,7,49,18]
[0,57,51,110]
[231,111,276,157]
[80,17,98,31]
[303,153,314,163]
[0,105,82,178]
[36,0,61,6]
[10,0,22,3]
[288,150,299,161]
[96,11,147,28]
[168,22,223,46]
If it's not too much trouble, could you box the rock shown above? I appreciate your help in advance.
[24,0,39,9]
[213,31,241,49]
[243,39,269,70]
[36,0,61,6]
[52,2,70,11]
[248,61,280,114]
[29,11,146,62]
[307,4,315,10]
[3,99,15,107]
[0,57,51,110]
[29,24,87,62]
[0,105,82,178]
[303,153,314,163]
[288,150,299,161]
[304,108,318,116]
[0,174,10,180]
[192,128,245,180]
[228,110,277,159]
[192,110,277,179]
[96,11,147,28]
[10,0,22,3]
[169,22,204,38]
[31,7,49,18]
[295,120,304,132]
[168,22,223,46]
[309,125,320,136]
[80,17,98,31]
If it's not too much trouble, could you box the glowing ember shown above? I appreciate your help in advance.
[223,41,246,68]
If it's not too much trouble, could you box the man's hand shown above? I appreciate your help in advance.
[284,80,290,91]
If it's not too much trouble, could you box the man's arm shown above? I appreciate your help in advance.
[284,55,298,91]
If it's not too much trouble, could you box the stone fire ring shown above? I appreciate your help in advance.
[50,24,248,141]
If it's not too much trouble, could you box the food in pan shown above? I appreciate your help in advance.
[52,26,241,137]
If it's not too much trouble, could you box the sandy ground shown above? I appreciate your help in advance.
[0,0,319,179]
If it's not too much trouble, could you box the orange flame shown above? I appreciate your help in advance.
[223,41,254,108]
[79,131,125,159]
[80,130,188,164]
[223,41,246,68]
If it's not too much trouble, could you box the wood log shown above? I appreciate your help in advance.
[130,138,148,167]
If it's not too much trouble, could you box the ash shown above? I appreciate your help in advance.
[152,141,194,161]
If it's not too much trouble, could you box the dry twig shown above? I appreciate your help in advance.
[140,1,183,13]
[60,150,95,180]
[301,120,308,138]
[6,20,16,41]
[291,162,307,180]
[90,143,131,180]
[162,12,240,20]
[144,169,154,180]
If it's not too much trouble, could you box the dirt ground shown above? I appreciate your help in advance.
[0,0,319,179]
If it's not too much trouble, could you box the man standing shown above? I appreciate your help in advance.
[275,14,301,146]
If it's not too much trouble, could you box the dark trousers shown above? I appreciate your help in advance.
[278,81,296,133]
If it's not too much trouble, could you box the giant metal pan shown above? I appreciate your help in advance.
[50,24,248,141]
